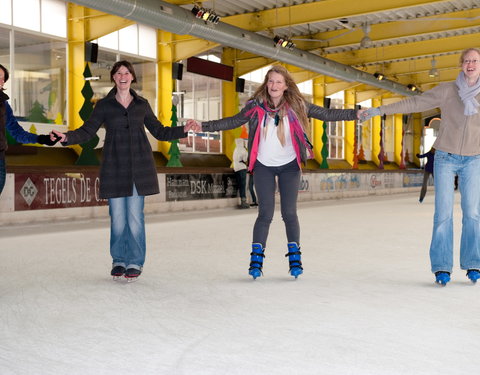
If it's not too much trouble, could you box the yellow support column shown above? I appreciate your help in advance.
[312,76,326,167]
[222,48,239,162]
[157,30,174,158]
[371,97,382,167]
[67,4,87,132]
[394,113,403,166]
[413,113,422,167]
[344,89,356,166]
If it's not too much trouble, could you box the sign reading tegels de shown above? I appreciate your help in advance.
[166,173,238,201]
[15,172,107,210]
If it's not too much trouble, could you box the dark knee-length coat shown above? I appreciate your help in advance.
[64,88,187,199]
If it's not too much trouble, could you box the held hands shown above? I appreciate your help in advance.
[50,130,67,143]
[185,119,202,133]
[359,107,381,122]
[37,134,60,146]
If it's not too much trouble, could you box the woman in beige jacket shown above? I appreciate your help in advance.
[362,48,480,286]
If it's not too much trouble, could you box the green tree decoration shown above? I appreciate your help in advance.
[27,101,49,123]
[75,63,100,165]
[7,101,46,144]
[320,97,330,169]
[320,121,329,169]
[166,95,183,167]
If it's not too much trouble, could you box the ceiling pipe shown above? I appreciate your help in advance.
[69,0,416,97]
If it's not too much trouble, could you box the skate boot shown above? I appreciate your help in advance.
[466,269,480,283]
[249,243,265,280]
[285,242,303,279]
[239,198,250,209]
[435,271,450,286]
[111,265,126,280]
[125,267,142,282]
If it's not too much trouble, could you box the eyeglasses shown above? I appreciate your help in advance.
[463,59,479,64]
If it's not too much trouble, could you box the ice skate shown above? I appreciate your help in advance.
[111,265,126,281]
[125,268,142,282]
[435,271,450,286]
[249,243,265,280]
[466,269,480,284]
[285,242,303,279]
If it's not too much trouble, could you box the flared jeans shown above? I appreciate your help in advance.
[430,150,480,273]
[108,185,146,270]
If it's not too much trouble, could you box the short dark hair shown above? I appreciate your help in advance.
[0,63,9,83]
[110,60,137,83]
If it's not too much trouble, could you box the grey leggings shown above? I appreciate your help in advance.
[252,159,301,247]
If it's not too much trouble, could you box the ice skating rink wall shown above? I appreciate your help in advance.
[0,169,428,225]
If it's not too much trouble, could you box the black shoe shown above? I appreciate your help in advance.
[111,265,126,277]
[125,268,142,280]
[250,203,258,207]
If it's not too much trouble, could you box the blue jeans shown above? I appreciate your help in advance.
[0,158,5,195]
[252,159,301,247]
[108,185,146,270]
[235,169,247,199]
[430,150,480,273]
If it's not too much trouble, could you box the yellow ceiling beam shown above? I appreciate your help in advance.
[169,35,219,61]
[296,8,480,51]
[325,81,363,96]
[360,55,461,76]
[236,57,275,76]
[69,8,134,41]
[222,0,450,32]
[327,33,480,67]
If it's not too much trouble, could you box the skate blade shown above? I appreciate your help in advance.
[112,275,124,281]
[126,277,139,283]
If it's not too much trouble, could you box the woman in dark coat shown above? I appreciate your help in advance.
[53,60,198,281]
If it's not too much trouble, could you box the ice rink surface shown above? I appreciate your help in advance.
[1,192,479,375]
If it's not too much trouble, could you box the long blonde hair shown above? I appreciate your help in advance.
[250,65,309,145]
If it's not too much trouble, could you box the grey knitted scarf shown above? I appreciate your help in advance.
[456,71,480,116]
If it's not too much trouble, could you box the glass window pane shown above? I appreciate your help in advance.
[138,24,156,59]
[13,0,40,31]
[13,30,66,124]
[41,0,66,38]
[0,0,12,25]
[97,31,118,50]
[119,24,138,55]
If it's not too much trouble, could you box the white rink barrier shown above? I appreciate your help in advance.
[0,169,427,225]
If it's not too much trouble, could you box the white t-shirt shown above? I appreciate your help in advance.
[257,115,296,166]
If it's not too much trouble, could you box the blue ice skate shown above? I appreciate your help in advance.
[466,269,480,284]
[285,242,303,279]
[435,271,450,286]
[249,243,265,280]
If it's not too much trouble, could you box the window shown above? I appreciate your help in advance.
[358,99,372,161]
[97,24,156,59]
[9,0,66,37]
[325,95,344,159]
[176,70,222,154]
[12,30,66,124]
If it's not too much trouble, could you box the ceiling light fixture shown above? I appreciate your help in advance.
[273,35,295,50]
[360,24,372,48]
[407,84,418,92]
[374,72,385,81]
[428,57,439,78]
[191,5,220,24]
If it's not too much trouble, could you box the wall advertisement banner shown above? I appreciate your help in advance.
[166,173,238,201]
[14,172,107,210]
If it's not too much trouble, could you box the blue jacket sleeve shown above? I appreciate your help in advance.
[5,102,38,144]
